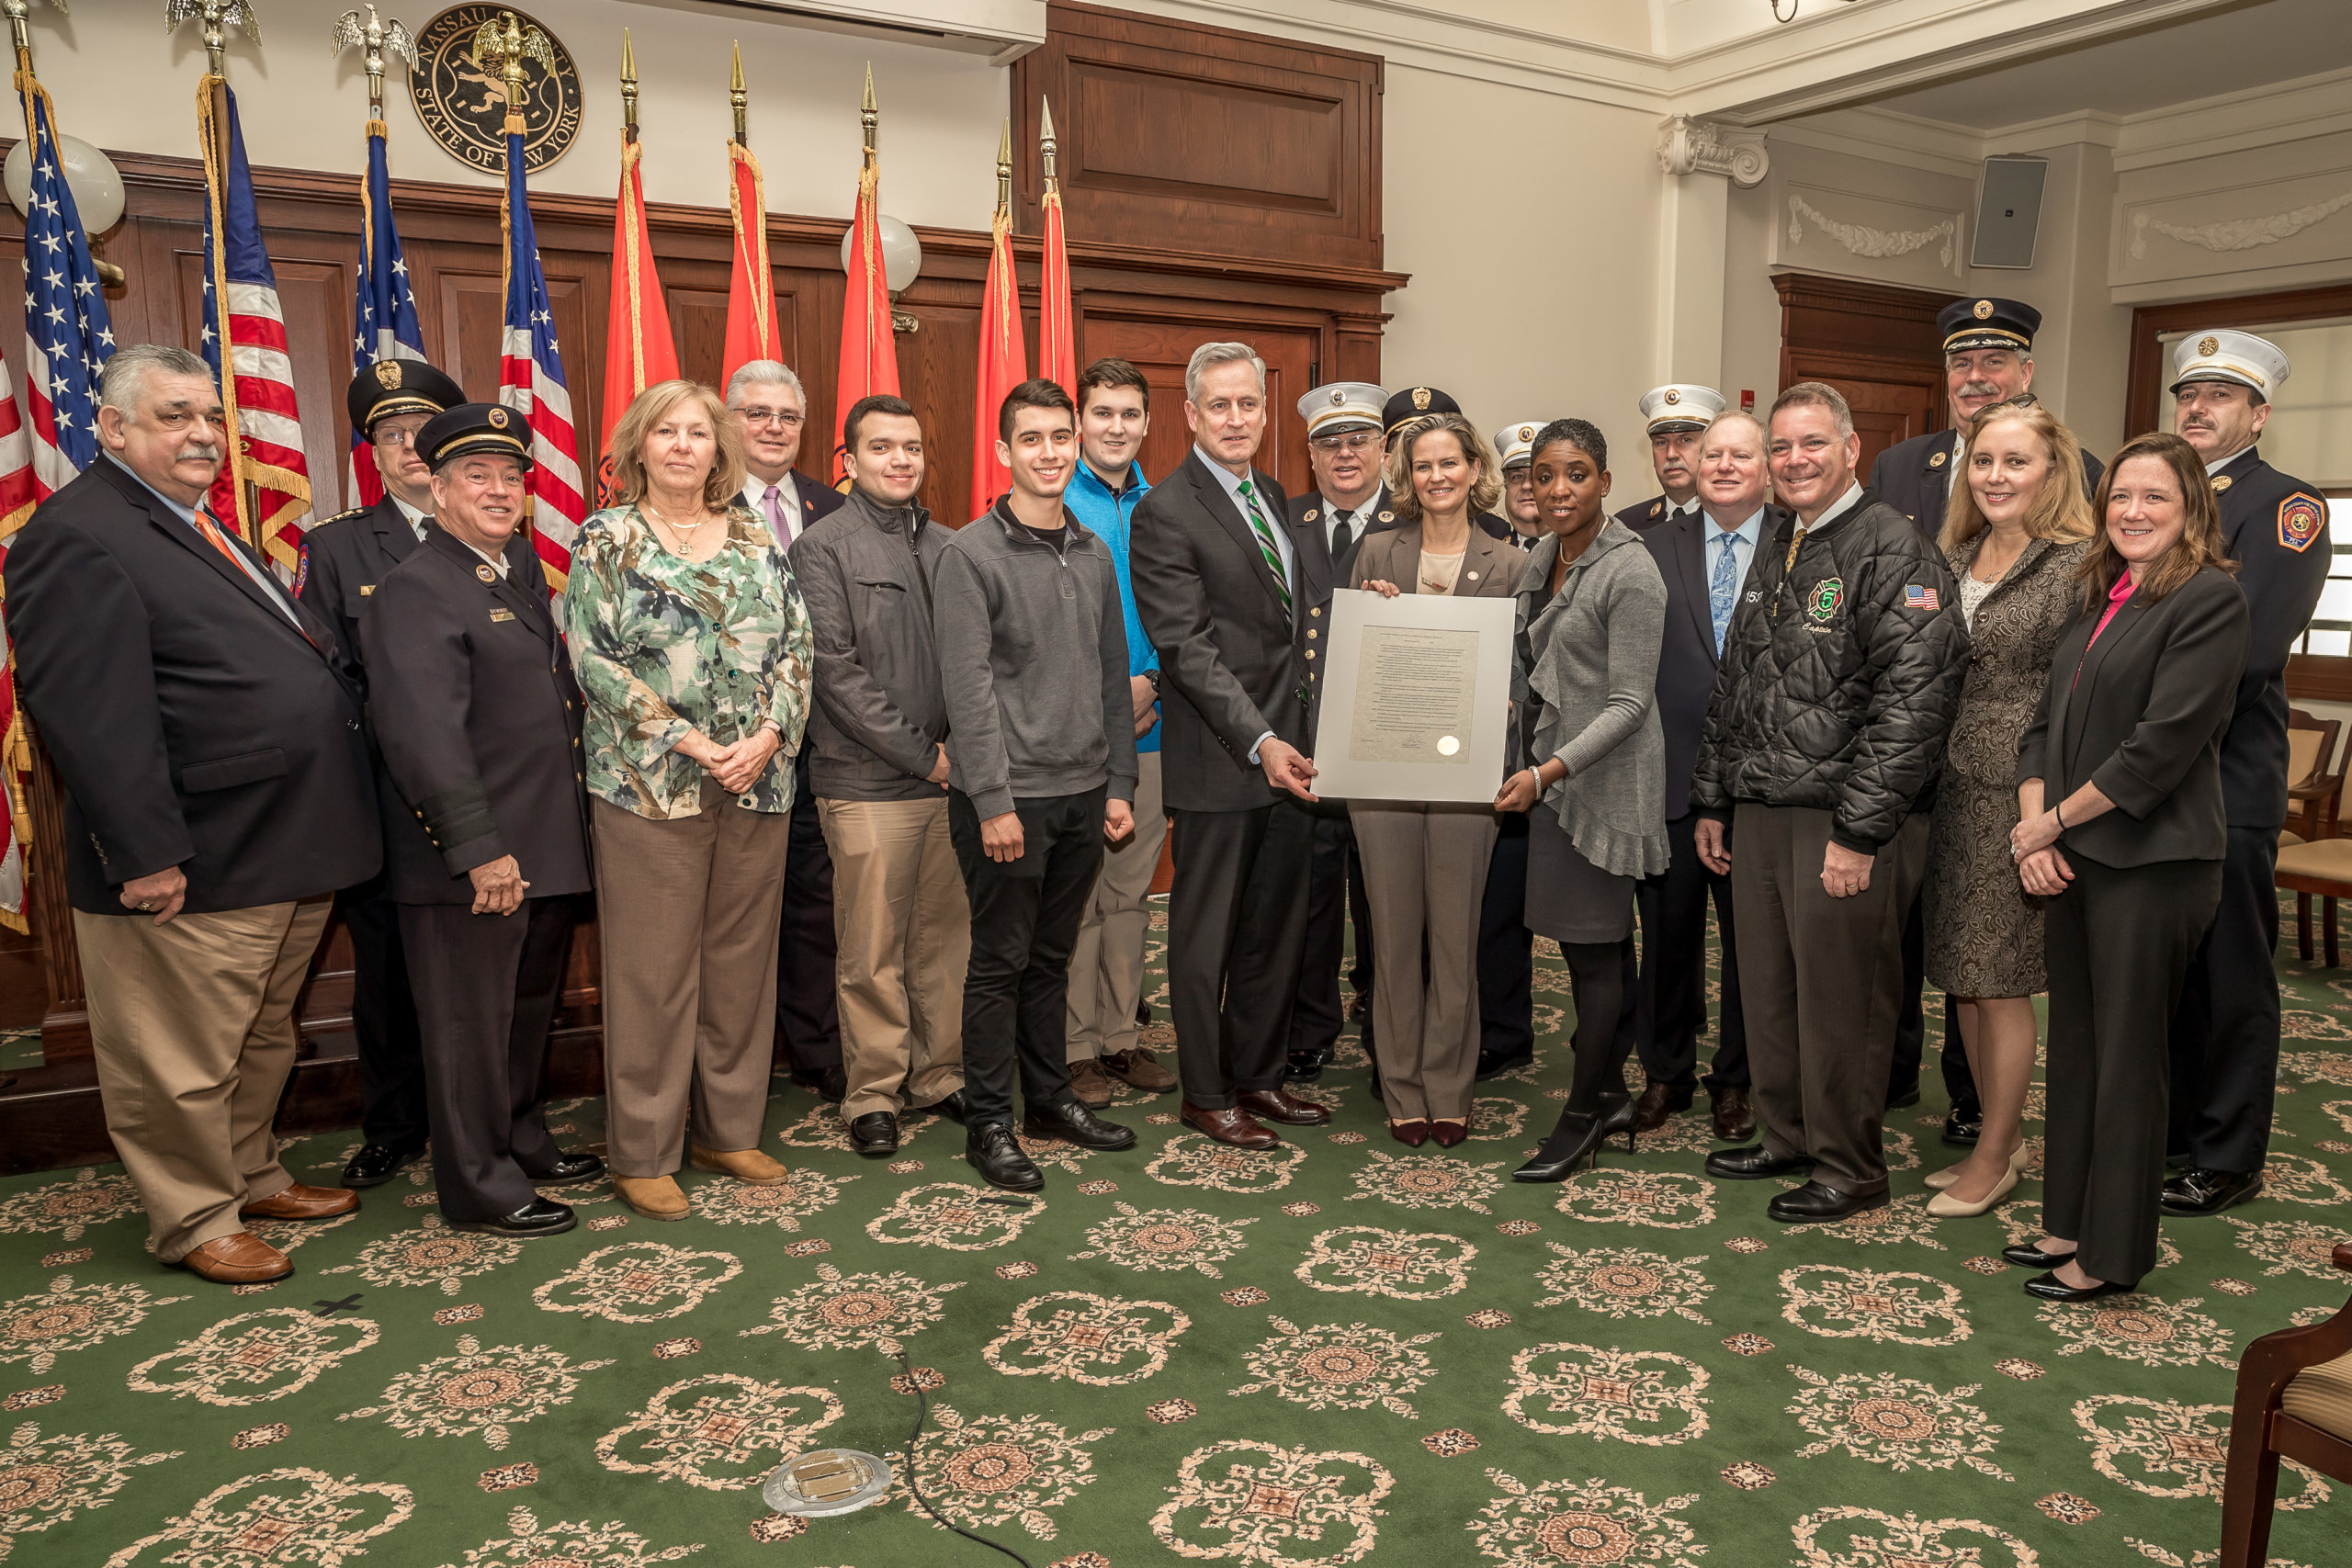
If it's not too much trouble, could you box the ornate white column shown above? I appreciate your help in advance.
[1653,117,1770,392]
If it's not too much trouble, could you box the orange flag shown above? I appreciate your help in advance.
[1036,99,1076,398]
[599,123,678,506]
[722,48,781,389]
[970,124,1028,521]
[833,65,900,487]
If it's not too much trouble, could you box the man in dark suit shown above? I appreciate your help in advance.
[1870,297,2105,1142]
[299,358,464,1190]
[1613,385,1724,529]
[1633,410,1774,1140]
[1283,380,1388,1080]
[1132,341,1334,1148]
[362,403,601,1237]
[6,344,379,1284]
[723,360,849,1102]
[2161,331,2331,1217]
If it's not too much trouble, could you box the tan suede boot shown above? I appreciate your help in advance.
[614,1174,689,1220]
[689,1145,789,1185]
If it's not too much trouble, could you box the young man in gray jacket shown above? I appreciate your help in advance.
[934,379,1141,1190]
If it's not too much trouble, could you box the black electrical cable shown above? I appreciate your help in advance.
[891,1347,1035,1568]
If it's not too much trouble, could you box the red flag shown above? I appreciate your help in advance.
[1036,101,1077,399]
[723,141,782,389]
[833,67,899,486]
[600,135,679,506]
[0,361,37,931]
[970,192,1027,521]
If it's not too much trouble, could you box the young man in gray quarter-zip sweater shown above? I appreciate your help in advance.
[933,378,1141,1191]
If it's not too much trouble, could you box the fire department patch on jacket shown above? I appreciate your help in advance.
[2279,492,2325,553]
[1807,578,1844,622]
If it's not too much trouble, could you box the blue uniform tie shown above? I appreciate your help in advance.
[1709,530,1739,655]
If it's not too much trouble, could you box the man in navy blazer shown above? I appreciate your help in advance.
[1630,410,1774,1142]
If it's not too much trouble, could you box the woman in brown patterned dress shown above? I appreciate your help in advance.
[1922,403,2096,1217]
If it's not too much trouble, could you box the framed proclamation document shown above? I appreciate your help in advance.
[1313,588,1516,803]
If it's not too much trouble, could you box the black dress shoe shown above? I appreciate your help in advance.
[452,1197,576,1236]
[1513,1110,1610,1183]
[1283,1046,1329,1082]
[1704,1145,1815,1180]
[342,1142,425,1189]
[1941,1106,1983,1147]
[911,1090,967,1124]
[1885,1081,1922,1111]
[2161,1167,2263,1216]
[1023,1098,1136,1151]
[792,1066,848,1103]
[2023,1271,2133,1302]
[1475,1047,1533,1081]
[526,1150,605,1184]
[967,1123,1044,1192]
[2001,1242,2076,1269]
[1768,1181,1887,1222]
[849,1111,899,1156]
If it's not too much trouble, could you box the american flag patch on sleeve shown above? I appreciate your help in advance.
[1904,584,1940,611]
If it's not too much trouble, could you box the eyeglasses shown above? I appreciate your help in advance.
[1310,433,1376,454]
[372,425,424,448]
[739,409,805,430]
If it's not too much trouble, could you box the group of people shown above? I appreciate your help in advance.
[6,296,2324,1306]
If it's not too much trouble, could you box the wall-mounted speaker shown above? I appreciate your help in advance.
[1971,157,2047,270]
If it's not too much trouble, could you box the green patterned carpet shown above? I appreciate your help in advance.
[2,905,2348,1568]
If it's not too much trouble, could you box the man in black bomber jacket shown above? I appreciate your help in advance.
[1690,383,1969,1224]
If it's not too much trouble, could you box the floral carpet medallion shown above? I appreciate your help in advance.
[1786,1366,2011,1477]
[531,1241,743,1323]
[1293,1225,1477,1300]
[869,1182,1047,1250]
[1148,1134,1310,1194]
[2072,1395,2330,1506]
[1779,1264,1973,1345]
[1150,1438,1393,1564]
[686,1168,855,1230]
[1230,1315,1440,1416]
[1344,1153,1503,1213]
[1533,1245,1713,1323]
[593,1372,843,1489]
[0,1277,187,1374]
[2221,1215,2349,1279]
[125,1308,380,1405]
[444,1503,697,1566]
[339,1335,614,1449]
[981,1290,1191,1384]
[905,1404,1114,1540]
[2035,1293,2237,1369]
[0,1169,141,1241]
[2258,1151,2352,1205]
[0,1420,178,1561]
[320,1221,523,1296]
[1504,1343,1711,1445]
[1462,1098,1532,1143]
[1790,1506,2037,1568]
[739,1263,964,1353]
[1466,1471,1702,1567]
[96,1467,413,1568]
[1068,1202,1256,1278]
[1551,1169,1718,1228]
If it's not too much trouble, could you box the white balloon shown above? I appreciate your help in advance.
[839,213,923,295]
[4,132,128,236]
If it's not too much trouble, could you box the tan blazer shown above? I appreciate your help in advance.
[1351,520,1519,600]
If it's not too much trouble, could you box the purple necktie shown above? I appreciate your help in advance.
[764,483,794,547]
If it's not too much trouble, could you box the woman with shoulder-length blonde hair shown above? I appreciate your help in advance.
[562,378,815,1219]
[1919,401,2098,1219]
[2005,430,2246,1300]
[1349,411,1521,1147]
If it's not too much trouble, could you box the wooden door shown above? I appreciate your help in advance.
[1077,313,1320,492]
[1774,272,1948,478]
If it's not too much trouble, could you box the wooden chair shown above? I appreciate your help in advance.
[2282,708,2344,847]
[2218,1241,2352,1566]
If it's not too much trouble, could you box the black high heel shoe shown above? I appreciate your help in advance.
[1513,1110,1611,1182]
[1596,1089,1638,1154]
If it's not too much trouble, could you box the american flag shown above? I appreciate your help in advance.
[498,126,583,588]
[347,117,424,509]
[199,81,312,576]
[1905,584,1941,612]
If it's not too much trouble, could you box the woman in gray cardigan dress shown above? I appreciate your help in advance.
[1494,419,1670,1181]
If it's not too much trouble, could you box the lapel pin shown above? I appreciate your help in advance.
[476,564,498,582]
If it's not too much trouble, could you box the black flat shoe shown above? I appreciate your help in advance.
[849,1111,899,1156]
[526,1150,605,1184]
[2023,1271,2133,1302]
[1705,1145,1814,1180]
[791,1065,849,1103]
[1513,1110,1609,1183]
[1284,1046,1329,1082]
[1768,1181,1887,1222]
[1941,1106,1983,1147]
[2160,1168,2263,1216]
[911,1090,967,1124]
[2000,1242,2076,1269]
[342,1142,425,1189]
[967,1123,1044,1192]
[1023,1098,1136,1151]
[452,1197,576,1236]
[1475,1047,1533,1082]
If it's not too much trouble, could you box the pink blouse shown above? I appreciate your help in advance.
[2088,571,2137,649]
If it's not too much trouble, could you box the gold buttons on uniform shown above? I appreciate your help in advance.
[1310,607,1321,618]
[1307,629,1317,639]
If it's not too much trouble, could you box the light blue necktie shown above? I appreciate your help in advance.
[1709,530,1739,655]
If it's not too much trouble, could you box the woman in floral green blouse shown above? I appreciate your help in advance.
[562,378,814,1221]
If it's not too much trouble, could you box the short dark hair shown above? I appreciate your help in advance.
[843,393,916,451]
[999,378,1076,444]
[1531,417,1607,473]
[1075,356,1150,412]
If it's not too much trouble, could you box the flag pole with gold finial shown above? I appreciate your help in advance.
[1038,96,1077,398]
[721,39,783,387]
[970,117,1027,519]
[832,62,901,485]
[599,25,677,503]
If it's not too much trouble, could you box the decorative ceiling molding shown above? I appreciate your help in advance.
[2130,191,2352,257]
[1787,193,1955,267]
[1657,116,1769,186]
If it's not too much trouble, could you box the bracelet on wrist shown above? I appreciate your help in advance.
[2053,800,2067,830]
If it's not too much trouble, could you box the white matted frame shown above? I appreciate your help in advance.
[1312,586,1515,804]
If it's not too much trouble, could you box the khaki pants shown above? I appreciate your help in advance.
[78,897,332,1263]
[592,790,793,1177]
[1065,750,1166,1063]
[1349,802,1497,1122]
[819,795,968,1118]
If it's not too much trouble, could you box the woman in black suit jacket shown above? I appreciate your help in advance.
[2006,431,2248,1300]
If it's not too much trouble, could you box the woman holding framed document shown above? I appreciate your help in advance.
[1497,419,1671,1181]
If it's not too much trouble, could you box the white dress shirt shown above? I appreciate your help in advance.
[1317,484,1384,553]
[1704,506,1765,592]
[741,472,805,543]
[392,494,430,542]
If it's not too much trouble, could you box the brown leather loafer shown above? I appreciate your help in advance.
[1634,1082,1690,1133]
[1711,1087,1756,1143]
[1181,1101,1279,1149]
[1238,1089,1330,1126]
[239,1183,360,1222]
[176,1232,293,1283]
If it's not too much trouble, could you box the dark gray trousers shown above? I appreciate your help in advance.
[2165,825,2280,1173]
[1168,799,1314,1108]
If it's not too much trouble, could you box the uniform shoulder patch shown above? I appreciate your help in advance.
[2279,491,2326,554]
[1647,500,1663,519]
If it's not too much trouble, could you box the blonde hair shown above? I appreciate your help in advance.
[2076,431,2239,613]
[606,379,746,512]
[1939,403,2097,554]
[1385,413,1502,522]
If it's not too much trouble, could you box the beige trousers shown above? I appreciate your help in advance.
[1348,802,1498,1122]
[77,897,332,1263]
[1065,750,1167,1063]
[592,790,793,1177]
[819,795,969,1117]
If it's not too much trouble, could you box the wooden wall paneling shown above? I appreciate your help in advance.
[2125,281,2352,437]
[1774,272,1950,478]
